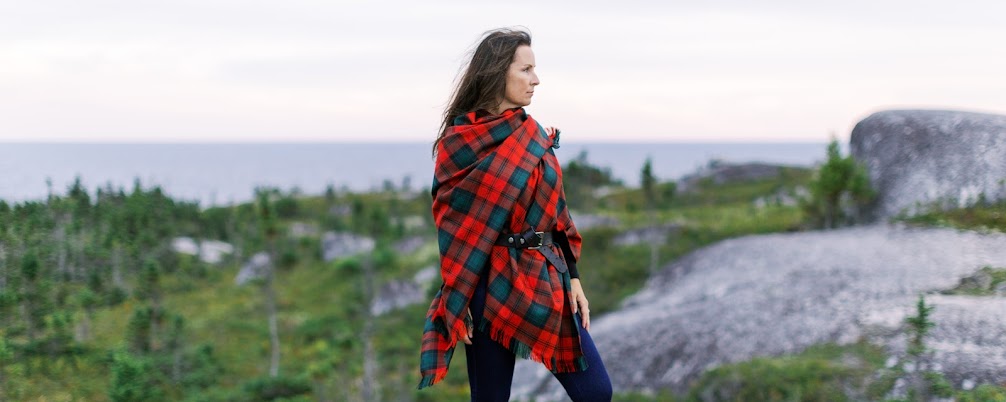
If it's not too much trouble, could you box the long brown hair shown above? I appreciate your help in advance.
[431,27,532,159]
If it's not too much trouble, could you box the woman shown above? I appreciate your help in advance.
[418,27,613,402]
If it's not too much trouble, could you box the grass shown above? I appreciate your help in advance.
[941,265,1006,296]
[685,341,889,402]
[0,166,831,401]
[898,199,1006,233]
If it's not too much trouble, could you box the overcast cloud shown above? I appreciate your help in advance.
[2,0,1004,142]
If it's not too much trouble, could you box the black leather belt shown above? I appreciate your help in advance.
[495,229,568,273]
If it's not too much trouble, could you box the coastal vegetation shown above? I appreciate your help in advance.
[1,140,1002,401]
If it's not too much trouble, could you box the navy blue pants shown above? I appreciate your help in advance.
[464,270,613,402]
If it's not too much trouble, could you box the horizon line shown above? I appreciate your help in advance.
[0,139,831,144]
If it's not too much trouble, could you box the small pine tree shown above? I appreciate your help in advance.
[20,249,52,344]
[0,332,12,400]
[640,157,660,274]
[641,157,657,209]
[108,349,160,402]
[904,294,938,400]
[75,288,98,342]
[126,307,153,353]
[805,136,876,228]
[906,294,935,358]
[135,258,164,352]
[255,188,282,378]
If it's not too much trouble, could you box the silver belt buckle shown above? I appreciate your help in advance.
[527,231,545,250]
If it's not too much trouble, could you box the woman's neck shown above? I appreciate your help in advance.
[488,105,520,116]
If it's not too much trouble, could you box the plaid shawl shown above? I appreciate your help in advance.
[417,107,586,389]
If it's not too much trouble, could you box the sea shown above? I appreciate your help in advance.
[0,142,833,208]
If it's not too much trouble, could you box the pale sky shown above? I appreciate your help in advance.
[2,0,1004,143]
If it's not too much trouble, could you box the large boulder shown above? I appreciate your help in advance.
[511,223,1006,400]
[850,109,1006,221]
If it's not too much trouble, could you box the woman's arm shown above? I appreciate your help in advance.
[547,125,590,330]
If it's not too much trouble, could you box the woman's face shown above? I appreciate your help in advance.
[497,44,539,112]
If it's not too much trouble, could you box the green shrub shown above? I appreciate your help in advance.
[685,342,886,402]
[241,374,312,401]
[802,137,875,229]
[109,349,163,402]
[958,384,1006,402]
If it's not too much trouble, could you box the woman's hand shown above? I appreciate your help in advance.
[545,126,559,138]
[460,307,474,345]
[570,278,590,331]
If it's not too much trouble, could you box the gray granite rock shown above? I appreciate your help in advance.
[676,160,799,193]
[172,237,200,255]
[753,185,809,209]
[392,235,426,255]
[850,109,1006,221]
[391,215,427,231]
[370,279,424,316]
[288,222,319,238]
[567,212,621,231]
[511,223,1006,400]
[235,252,271,286]
[198,240,234,264]
[171,236,234,264]
[612,224,681,247]
[321,231,375,262]
[413,265,438,285]
[370,265,439,316]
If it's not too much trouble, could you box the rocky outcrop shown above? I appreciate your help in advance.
[370,280,424,316]
[171,237,234,264]
[567,212,621,231]
[370,265,438,316]
[753,185,809,209]
[850,109,1006,221]
[235,252,271,286]
[511,223,1006,401]
[288,222,319,238]
[391,235,426,255]
[320,231,375,262]
[612,224,681,247]
[676,161,800,193]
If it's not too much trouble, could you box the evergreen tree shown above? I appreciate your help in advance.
[136,258,163,351]
[640,157,660,274]
[0,331,12,400]
[109,349,161,402]
[906,294,935,358]
[804,136,875,228]
[561,150,621,211]
[75,288,98,342]
[255,187,282,378]
[641,157,657,208]
[19,249,49,345]
[166,315,185,384]
[904,294,940,400]
[127,307,153,353]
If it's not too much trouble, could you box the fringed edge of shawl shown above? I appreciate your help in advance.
[476,314,590,374]
[416,316,461,390]
[417,370,447,390]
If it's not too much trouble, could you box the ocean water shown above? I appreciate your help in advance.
[0,142,829,208]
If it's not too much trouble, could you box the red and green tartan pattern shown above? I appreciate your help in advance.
[418,107,585,389]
